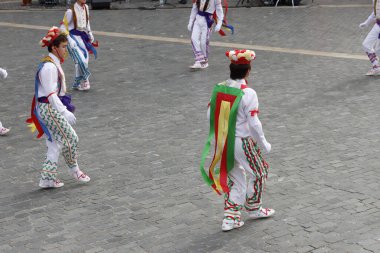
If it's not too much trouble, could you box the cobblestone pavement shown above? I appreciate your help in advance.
[0,0,314,11]
[1,1,380,252]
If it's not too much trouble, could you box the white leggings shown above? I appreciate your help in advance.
[190,14,211,62]
[224,137,269,212]
[363,23,380,66]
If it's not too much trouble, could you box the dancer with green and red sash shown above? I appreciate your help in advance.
[200,49,274,232]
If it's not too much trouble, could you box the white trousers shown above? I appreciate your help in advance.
[70,34,90,83]
[363,24,380,66]
[224,137,269,212]
[46,138,62,163]
[191,14,211,62]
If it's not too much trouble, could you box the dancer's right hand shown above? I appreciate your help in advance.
[187,23,192,32]
[359,22,368,29]
[62,110,76,125]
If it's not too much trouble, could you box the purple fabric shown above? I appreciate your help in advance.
[38,95,75,113]
[59,95,75,113]
[38,97,49,103]
[70,29,90,44]
[69,29,97,59]
[198,11,214,28]
[366,52,377,63]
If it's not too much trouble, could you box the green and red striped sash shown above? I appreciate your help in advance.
[200,83,244,195]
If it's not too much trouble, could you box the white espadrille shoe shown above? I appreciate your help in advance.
[69,169,90,183]
[189,61,202,69]
[222,218,244,232]
[39,179,64,188]
[366,66,380,76]
[248,207,275,219]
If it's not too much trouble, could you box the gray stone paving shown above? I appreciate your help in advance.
[1,1,380,252]
[0,0,313,10]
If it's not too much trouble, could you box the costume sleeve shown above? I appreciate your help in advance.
[87,18,92,33]
[188,3,197,25]
[248,115,270,152]
[86,5,94,42]
[86,5,92,33]
[244,89,270,151]
[39,64,67,113]
[365,12,376,25]
[242,88,259,116]
[60,9,72,34]
[48,94,67,114]
[215,0,224,27]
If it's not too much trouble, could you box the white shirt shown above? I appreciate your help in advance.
[38,53,66,113]
[188,0,224,27]
[208,79,270,150]
[60,2,92,33]
[365,0,380,23]
[223,79,259,137]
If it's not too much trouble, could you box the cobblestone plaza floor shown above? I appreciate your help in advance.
[1,1,380,252]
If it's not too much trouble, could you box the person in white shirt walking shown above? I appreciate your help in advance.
[60,0,97,90]
[187,0,224,69]
[200,50,275,232]
[360,0,380,76]
[0,68,10,136]
[26,27,90,188]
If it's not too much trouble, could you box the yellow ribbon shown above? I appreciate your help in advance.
[209,100,231,192]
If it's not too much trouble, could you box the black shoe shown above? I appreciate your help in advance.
[178,0,187,4]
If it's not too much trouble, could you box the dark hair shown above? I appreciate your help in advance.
[47,34,68,52]
[229,63,251,80]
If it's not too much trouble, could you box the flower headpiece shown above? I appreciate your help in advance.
[225,50,256,65]
[39,26,62,47]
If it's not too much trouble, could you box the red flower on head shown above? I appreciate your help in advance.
[226,49,256,65]
[39,26,62,47]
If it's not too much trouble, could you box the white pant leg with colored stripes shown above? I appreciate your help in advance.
[225,137,269,212]
[191,15,211,62]
[69,34,90,83]
[363,24,380,67]
[38,103,79,180]
[40,139,61,181]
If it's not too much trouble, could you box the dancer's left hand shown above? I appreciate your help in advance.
[62,110,76,125]
[0,68,8,79]
[89,33,95,43]
[262,141,271,154]
[359,22,368,29]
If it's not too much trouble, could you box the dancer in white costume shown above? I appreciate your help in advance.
[188,0,224,69]
[201,50,275,232]
[0,68,10,136]
[27,27,90,188]
[360,0,380,76]
[60,0,97,90]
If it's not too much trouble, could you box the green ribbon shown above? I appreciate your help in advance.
[200,83,244,190]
